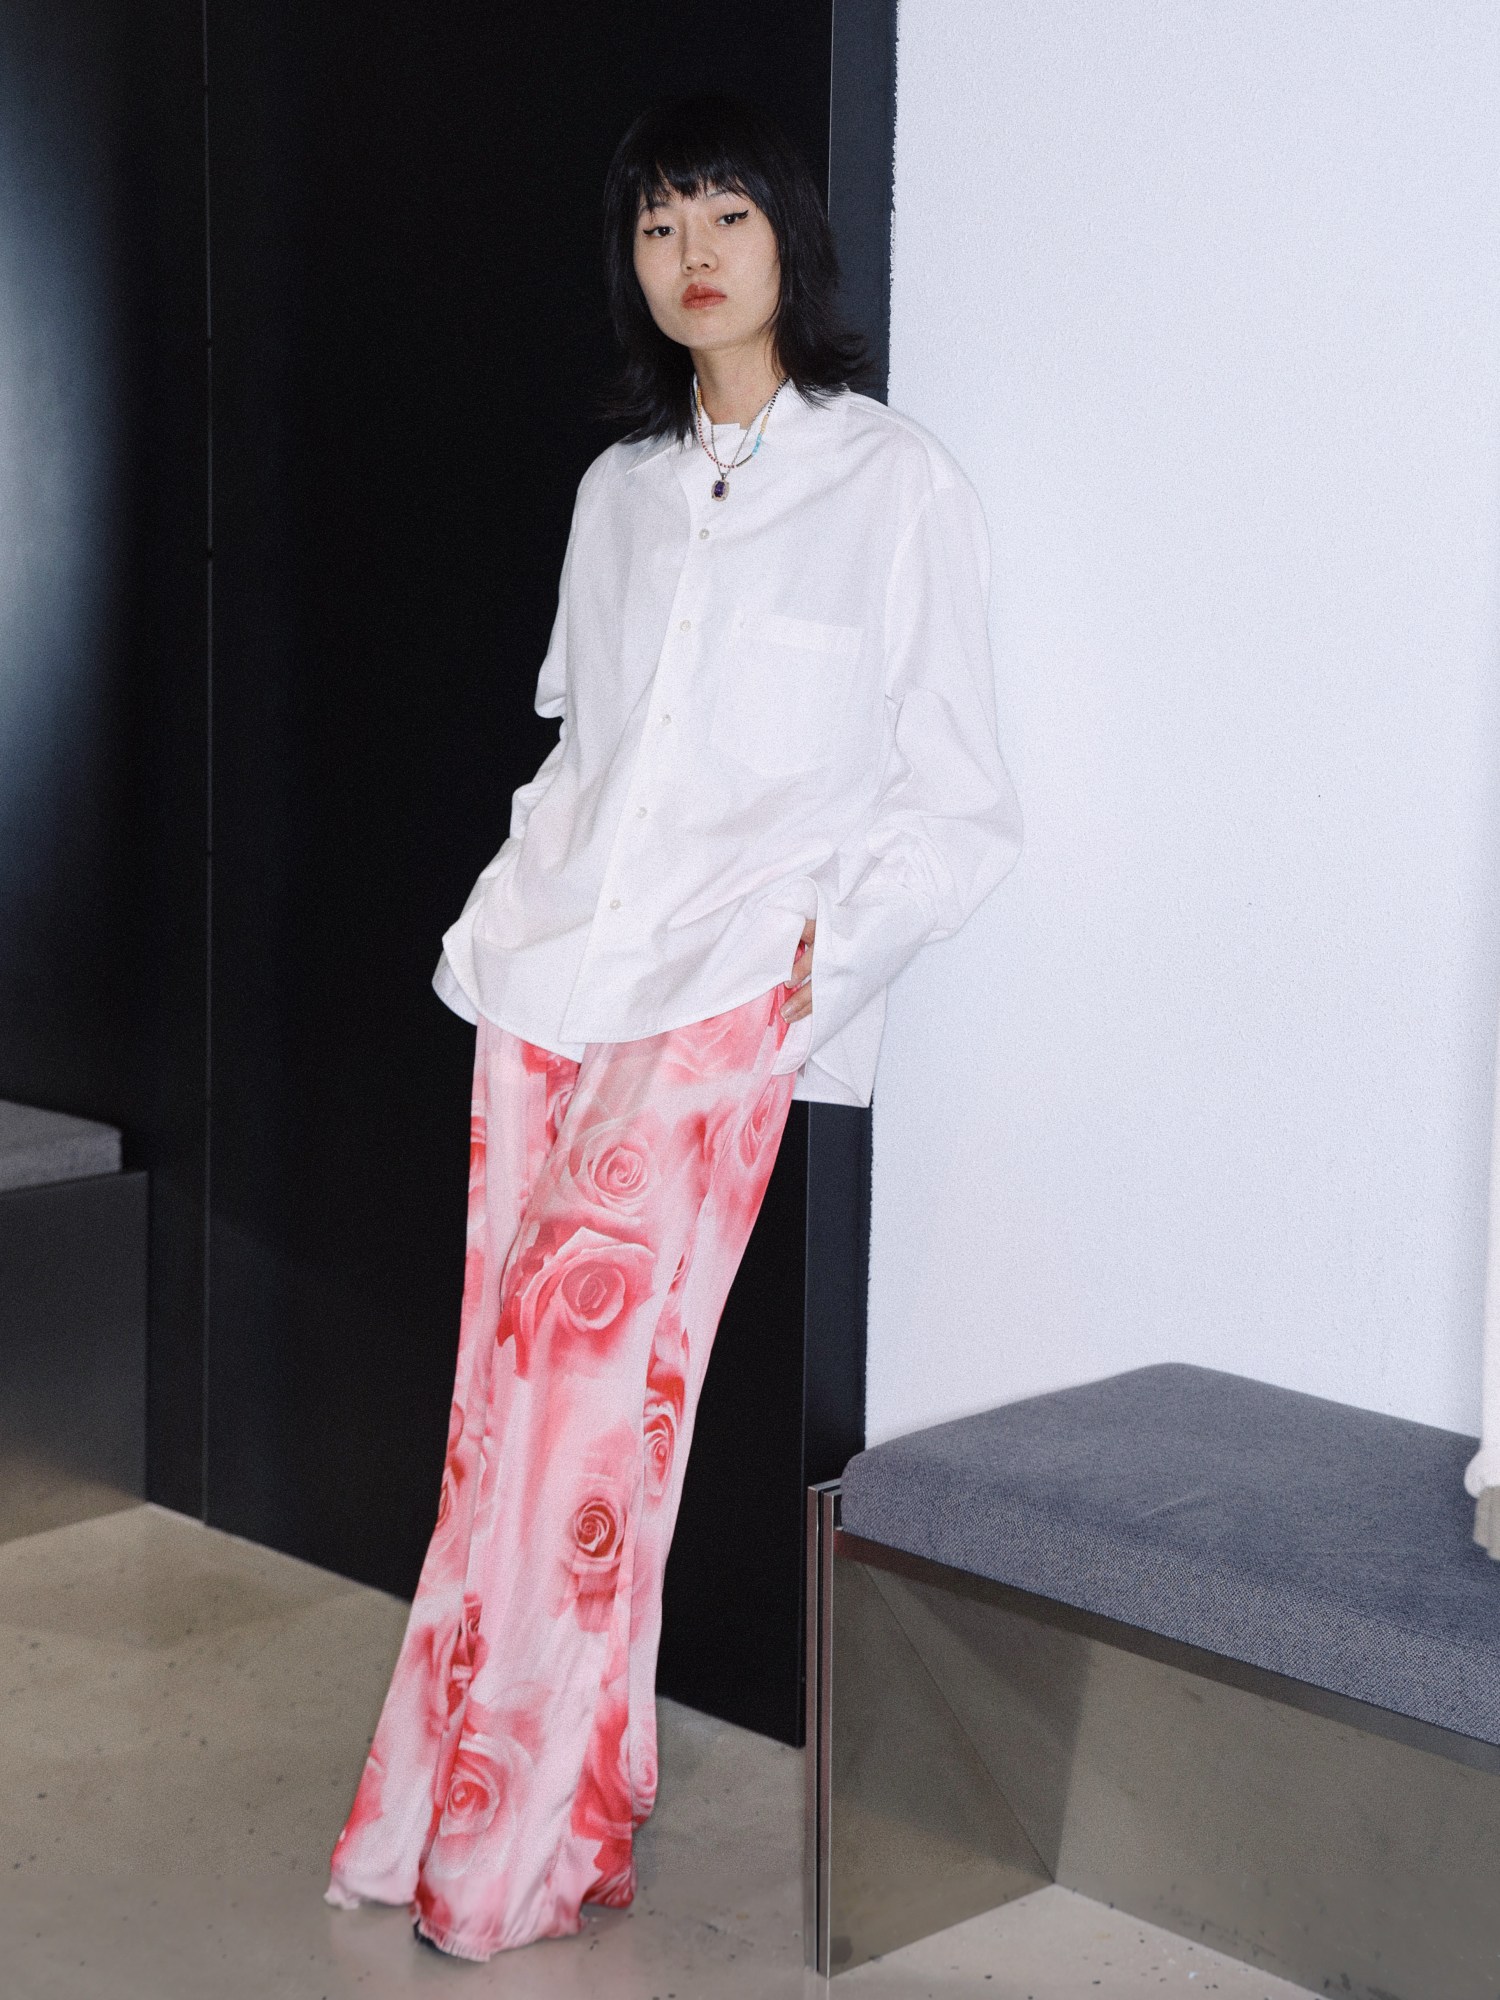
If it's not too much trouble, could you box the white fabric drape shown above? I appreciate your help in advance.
[1464,1003,1500,1552]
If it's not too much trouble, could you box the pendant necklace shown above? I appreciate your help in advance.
[693,373,785,501]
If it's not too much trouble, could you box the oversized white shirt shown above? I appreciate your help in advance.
[433,383,1022,1107]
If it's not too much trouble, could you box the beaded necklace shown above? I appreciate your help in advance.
[692,373,785,501]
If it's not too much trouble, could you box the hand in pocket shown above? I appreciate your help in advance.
[780,918,815,1023]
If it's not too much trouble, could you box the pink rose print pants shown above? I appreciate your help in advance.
[324,982,796,1960]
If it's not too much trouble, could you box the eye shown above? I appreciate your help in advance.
[717,208,751,226]
[640,222,673,238]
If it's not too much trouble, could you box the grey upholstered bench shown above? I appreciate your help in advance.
[0,1100,122,1193]
[804,1364,1500,1998]
[0,1100,147,1539]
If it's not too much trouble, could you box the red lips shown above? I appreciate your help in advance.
[681,285,726,309]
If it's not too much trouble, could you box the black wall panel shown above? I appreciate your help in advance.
[204,3,846,1738]
[0,0,890,1747]
[0,0,209,1514]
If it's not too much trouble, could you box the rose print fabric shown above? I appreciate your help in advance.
[324,983,796,1960]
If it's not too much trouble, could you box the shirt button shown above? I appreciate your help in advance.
[609,898,621,910]
[635,805,647,818]
[698,528,710,540]
[661,713,671,725]
[679,618,691,632]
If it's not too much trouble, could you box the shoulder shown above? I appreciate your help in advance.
[828,390,976,498]
[824,390,988,556]
[829,392,989,576]
[545,436,663,546]
[576,436,644,496]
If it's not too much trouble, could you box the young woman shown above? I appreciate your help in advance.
[324,92,1021,1961]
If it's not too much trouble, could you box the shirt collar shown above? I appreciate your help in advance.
[624,381,842,473]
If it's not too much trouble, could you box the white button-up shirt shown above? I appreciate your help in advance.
[433,384,1022,1107]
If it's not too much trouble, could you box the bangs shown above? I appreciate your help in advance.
[634,160,754,213]
[619,113,764,219]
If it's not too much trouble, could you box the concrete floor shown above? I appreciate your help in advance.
[0,1503,1317,1999]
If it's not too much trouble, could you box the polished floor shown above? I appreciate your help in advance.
[0,1503,1317,1999]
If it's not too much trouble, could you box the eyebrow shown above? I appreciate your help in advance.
[639,184,744,213]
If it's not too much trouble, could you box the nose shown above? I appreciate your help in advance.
[680,219,717,271]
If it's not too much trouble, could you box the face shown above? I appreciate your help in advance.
[632,182,781,357]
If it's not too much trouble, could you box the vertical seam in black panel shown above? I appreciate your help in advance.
[825,0,838,213]
[826,0,897,405]
[200,0,214,1524]
[797,0,895,1742]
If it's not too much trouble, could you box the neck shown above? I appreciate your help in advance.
[692,337,784,428]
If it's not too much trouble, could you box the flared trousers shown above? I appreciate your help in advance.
[324,982,796,1960]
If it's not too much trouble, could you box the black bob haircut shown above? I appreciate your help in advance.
[601,92,870,444]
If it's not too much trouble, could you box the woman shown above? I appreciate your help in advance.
[325,91,1021,1961]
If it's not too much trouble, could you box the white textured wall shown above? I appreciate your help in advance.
[869,0,1500,1444]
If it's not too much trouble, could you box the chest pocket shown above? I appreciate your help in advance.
[709,612,864,778]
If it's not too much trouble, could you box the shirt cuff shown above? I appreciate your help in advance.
[796,864,936,1054]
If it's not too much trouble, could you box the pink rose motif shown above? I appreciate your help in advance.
[426,1684,548,1882]
[738,1075,788,1175]
[426,1595,490,1817]
[427,1734,522,1879]
[700,1072,793,1240]
[642,1318,686,1503]
[517,1038,579,1155]
[555,1428,636,1632]
[441,1739,503,1833]
[564,1489,625,1632]
[651,1287,688,1370]
[642,1394,678,1502]
[574,1688,637,1909]
[370,1612,460,1787]
[565,1115,660,1217]
[630,1738,659,1828]
[423,1613,461,1703]
[344,1606,462,1846]
[505,1223,656,1377]
[433,1400,468,1543]
[571,1689,633,1848]
[443,1594,487,1723]
[701,1069,790,1180]
[584,1847,637,1909]
[460,1592,484,1661]
[656,997,770,1084]
[522,1037,578,1090]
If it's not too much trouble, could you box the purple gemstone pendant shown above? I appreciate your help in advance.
[711,477,728,501]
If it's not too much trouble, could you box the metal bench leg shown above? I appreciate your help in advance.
[807,1487,1053,1976]
[804,1479,839,1976]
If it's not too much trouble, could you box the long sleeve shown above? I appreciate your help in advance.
[432,493,578,1022]
[507,497,577,831]
[506,717,567,842]
[800,473,1023,1057]
[480,481,585,858]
